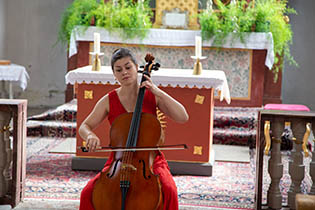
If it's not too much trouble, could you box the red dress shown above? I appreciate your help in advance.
[79,89,179,210]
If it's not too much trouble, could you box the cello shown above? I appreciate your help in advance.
[92,54,164,210]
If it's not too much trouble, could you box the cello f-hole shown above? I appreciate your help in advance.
[106,159,121,178]
[139,159,151,180]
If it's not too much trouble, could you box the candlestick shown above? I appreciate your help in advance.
[191,35,206,75]
[94,32,100,54]
[195,36,202,58]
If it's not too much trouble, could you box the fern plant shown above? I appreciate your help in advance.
[88,0,152,40]
[199,0,297,81]
[255,0,297,81]
[58,0,99,45]
[58,0,152,45]
[199,0,255,45]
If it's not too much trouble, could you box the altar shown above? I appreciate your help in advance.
[66,26,281,107]
[0,64,29,99]
[65,66,230,176]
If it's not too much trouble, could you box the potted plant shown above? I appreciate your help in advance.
[199,0,297,81]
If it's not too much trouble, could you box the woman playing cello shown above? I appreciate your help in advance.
[78,48,189,210]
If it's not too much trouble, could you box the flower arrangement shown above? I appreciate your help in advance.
[199,0,297,81]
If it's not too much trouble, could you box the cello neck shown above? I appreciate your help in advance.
[126,85,146,148]
[125,56,154,148]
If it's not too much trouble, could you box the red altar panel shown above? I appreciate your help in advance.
[76,83,214,163]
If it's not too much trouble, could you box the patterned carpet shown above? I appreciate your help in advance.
[23,137,313,210]
[24,137,255,209]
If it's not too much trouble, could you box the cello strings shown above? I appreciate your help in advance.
[124,92,142,182]
[123,109,138,184]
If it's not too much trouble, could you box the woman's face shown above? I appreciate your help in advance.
[113,56,138,86]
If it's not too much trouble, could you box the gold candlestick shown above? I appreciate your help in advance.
[191,56,206,75]
[92,53,101,71]
[90,52,104,71]
[193,58,202,75]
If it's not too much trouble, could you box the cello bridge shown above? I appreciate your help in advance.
[121,163,137,171]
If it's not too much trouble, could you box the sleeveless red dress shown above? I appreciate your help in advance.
[79,89,179,210]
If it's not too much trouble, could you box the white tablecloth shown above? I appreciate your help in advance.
[69,26,274,70]
[0,64,30,90]
[65,65,231,104]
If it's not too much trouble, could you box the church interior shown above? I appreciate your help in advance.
[1,0,315,209]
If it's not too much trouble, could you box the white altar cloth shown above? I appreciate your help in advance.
[65,65,231,104]
[0,64,30,98]
[69,26,274,70]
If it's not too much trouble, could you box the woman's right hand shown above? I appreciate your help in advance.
[86,133,101,152]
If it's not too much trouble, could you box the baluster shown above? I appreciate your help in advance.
[310,123,315,195]
[287,121,310,209]
[266,120,284,210]
[310,140,315,194]
[0,110,12,197]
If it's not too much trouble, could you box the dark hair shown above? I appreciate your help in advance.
[111,48,137,70]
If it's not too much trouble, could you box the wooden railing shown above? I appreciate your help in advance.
[0,100,27,208]
[255,110,315,210]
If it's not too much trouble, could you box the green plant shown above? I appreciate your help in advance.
[58,0,100,45]
[199,0,255,44]
[58,0,152,45]
[199,0,297,81]
[89,0,152,40]
[255,0,297,81]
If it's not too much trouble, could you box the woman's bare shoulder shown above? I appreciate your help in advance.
[97,94,110,108]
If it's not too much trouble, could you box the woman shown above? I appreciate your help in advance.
[79,48,189,210]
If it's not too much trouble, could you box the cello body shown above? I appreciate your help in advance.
[92,112,163,210]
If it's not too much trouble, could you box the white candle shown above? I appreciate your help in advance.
[94,32,100,53]
[195,36,202,58]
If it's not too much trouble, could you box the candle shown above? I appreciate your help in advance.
[195,36,202,58]
[94,32,100,53]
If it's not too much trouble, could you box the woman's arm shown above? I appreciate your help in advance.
[78,95,109,151]
[141,75,189,123]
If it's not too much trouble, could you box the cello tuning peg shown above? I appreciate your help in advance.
[151,63,160,71]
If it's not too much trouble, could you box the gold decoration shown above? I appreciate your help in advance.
[302,123,311,157]
[264,121,271,155]
[156,108,167,129]
[153,0,199,30]
[194,94,205,104]
[0,125,10,133]
[84,90,93,99]
[193,146,203,155]
[285,121,291,127]
[271,137,282,144]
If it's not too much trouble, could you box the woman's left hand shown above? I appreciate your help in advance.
[140,74,189,123]
[140,74,160,95]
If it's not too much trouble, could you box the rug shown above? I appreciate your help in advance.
[24,137,313,209]
[213,145,250,163]
[213,107,261,148]
[49,138,76,154]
